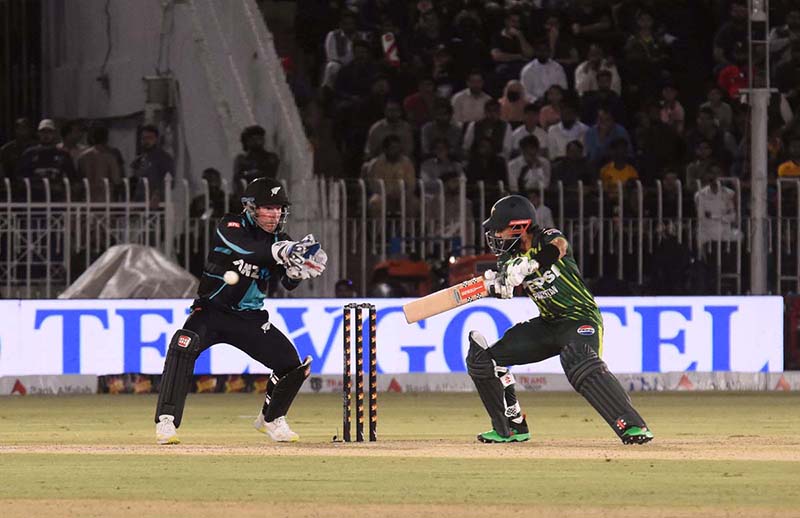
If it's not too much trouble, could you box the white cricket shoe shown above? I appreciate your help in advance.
[156,414,180,445]
[254,414,299,442]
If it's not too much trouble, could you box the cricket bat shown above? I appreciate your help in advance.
[402,276,490,323]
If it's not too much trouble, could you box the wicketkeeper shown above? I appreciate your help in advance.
[155,177,327,444]
[467,194,653,444]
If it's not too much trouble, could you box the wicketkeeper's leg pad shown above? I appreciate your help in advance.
[263,356,312,421]
[155,329,200,428]
[466,331,513,437]
[560,343,647,437]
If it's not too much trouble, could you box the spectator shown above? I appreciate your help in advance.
[508,135,550,192]
[463,99,513,160]
[778,136,800,177]
[281,56,314,110]
[695,173,740,250]
[684,107,737,165]
[775,40,800,106]
[17,119,77,200]
[527,188,554,228]
[700,85,733,132]
[499,80,533,128]
[621,9,670,111]
[574,43,621,97]
[233,125,280,191]
[363,134,417,217]
[659,83,685,135]
[420,99,463,160]
[430,44,460,99]
[448,11,492,82]
[567,0,615,51]
[130,124,173,207]
[584,107,631,167]
[78,124,123,201]
[364,99,414,159]
[545,14,581,80]
[465,136,507,185]
[623,9,672,71]
[335,278,358,298]
[580,69,625,126]
[420,138,463,184]
[189,168,235,219]
[713,0,748,69]
[547,100,588,161]
[599,137,638,192]
[552,140,592,186]
[333,39,379,104]
[634,100,685,181]
[410,8,449,67]
[402,76,436,129]
[717,41,749,99]
[512,102,549,158]
[520,39,568,101]
[322,11,359,91]
[490,8,534,94]
[538,85,566,129]
[685,140,716,189]
[451,70,492,125]
[0,117,36,181]
[57,120,87,170]
[769,8,800,66]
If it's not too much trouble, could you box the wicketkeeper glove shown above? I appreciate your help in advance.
[275,234,327,280]
[484,269,513,299]
[504,256,539,287]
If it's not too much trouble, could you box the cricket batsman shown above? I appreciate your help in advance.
[467,194,653,444]
[154,177,327,444]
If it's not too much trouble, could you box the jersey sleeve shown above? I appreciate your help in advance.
[537,227,573,258]
[214,215,278,267]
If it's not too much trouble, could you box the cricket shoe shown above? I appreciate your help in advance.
[156,414,180,445]
[477,428,530,443]
[509,415,531,442]
[254,414,299,442]
[621,426,654,445]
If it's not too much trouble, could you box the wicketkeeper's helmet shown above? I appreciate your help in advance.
[241,177,290,230]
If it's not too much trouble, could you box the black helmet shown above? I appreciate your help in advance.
[241,177,290,230]
[483,194,537,255]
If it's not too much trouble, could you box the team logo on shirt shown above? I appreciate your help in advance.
[227,221,241,228]
[577,325,595,336]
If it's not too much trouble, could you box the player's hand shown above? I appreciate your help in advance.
[484,270,513,299]
[504,256,539,287]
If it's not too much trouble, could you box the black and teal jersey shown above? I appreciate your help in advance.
[502,227,602,326]
[195,212,299,313]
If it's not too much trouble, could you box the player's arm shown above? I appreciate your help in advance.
[504,229,568,287]
[216,217,277,266]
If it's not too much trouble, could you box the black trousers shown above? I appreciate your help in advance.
[489,318,603,367]
[184,303,301,377]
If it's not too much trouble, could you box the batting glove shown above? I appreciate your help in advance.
[504,256,539,287]
[484,269,513,299]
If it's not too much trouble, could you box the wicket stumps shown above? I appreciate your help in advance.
[342,303,377,442]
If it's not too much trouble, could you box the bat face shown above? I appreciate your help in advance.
[403,276,489,323]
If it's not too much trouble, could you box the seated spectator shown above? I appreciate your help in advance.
[17,119,78,200]
[538,85,566,129]
[410,8,449,68]
[553,140,590,185]
[430,44,461,99]
[520,39,568,101]
[584,107,631,167]
[599,137,638,192]
[322,11,359,91]
[769,8,800,66]
[700,85,733,132]
[490,8,534,95]
[499,80,533,128]
[189,168,235,219]
[465,136,507,185]
[580,69,625,126]
[718,40,750,99]
[621,9,670,110]
[57,120,87,170]
[659,83,685,135]
[333,39,379,104]
[463,99,513,160]
[528,188,554,228]
[574,43,621,97]
[685,107,737,165]
[545,14,580,80]
[634,100,685,181]
[78,124,122,201]
[420,138,463,184]
[402,76,436,129]
[512,102,549,158]
[451,69,492,125]
[567,0,615,51]
[363,135,417,216]
[695,173,741,250]
[448,11,491,83]
[778,136,800,177]
[623,9,672,71]
[130,124,173,206]
[508,135,550,193]
[547,100,588,161]
[233,125,280,191]
[713,0,748,70]
[420,99,463,160]
[0,117,35,182]
[685,140,716,189]
[365,99,414,160]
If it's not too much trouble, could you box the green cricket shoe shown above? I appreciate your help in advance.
[509,416,531,441]
[477,423,531,443]
[621,426,654,445]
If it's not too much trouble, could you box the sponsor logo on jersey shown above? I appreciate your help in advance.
[525,264,561,290]
[226,221,241,228]
[577,325,595,336]
[232,259,260,279]
[177,335,192,348]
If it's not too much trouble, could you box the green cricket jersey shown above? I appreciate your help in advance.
[502,227,602,326]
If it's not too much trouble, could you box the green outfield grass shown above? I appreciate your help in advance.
[1,392,799,518]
